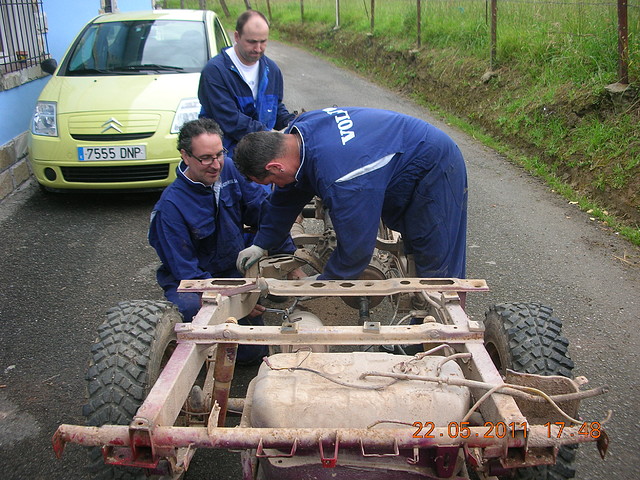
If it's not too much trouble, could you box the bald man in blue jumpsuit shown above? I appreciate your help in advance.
[234,107,468,281]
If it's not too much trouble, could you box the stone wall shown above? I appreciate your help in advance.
[0,132,33,203]
[0,65,45,92]
[0,65,44,204]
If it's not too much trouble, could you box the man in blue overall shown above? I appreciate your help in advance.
[198,10,295,157]
[148,118,298,364]
[233,107,468,286]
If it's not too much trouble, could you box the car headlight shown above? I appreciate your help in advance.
[32,101,58,137]
[171,98,202,134]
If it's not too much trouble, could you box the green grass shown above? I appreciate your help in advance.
[414,98,640,246]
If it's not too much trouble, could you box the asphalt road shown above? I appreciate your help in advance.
[1,40,638,479]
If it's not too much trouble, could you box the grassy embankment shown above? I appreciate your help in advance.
[175,0,640,248]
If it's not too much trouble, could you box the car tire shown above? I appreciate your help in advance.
[483,302,577,480]
[82,300,182,479]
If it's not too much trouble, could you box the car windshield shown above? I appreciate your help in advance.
[63,19,208,75]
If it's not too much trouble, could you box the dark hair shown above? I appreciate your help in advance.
[235,10,269,35]
[177,118,223,153]
[234,131,285,180]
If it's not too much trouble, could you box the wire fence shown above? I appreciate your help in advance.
[170,0,639,84]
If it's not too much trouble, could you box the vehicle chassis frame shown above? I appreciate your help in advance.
[52,270,608,479]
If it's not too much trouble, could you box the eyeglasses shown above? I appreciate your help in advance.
[188,148,227,166]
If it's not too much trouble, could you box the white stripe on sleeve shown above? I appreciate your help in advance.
[335,153,396,183]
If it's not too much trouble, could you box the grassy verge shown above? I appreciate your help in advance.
[442,108,640,247]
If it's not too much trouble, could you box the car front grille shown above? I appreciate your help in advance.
[61,164,170,183]
[68,113,161,137]
[71,133,154,141]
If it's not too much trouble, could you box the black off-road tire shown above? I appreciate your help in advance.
[82,300,182,479]
[483,303,577,480]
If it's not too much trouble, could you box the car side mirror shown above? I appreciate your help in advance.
[41,58,57,75]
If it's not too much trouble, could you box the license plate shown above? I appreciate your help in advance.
[78,145,146,161]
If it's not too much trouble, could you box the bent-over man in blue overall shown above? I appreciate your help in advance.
[148,118,298,365]
[233,107,468,285]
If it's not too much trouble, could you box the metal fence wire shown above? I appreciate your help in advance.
[180,0,638,83]
[0,0,50,74]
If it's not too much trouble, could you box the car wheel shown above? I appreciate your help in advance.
[483,302,577,480]
[82,300,182,479]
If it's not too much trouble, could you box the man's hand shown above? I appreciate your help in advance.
[236,245,267,272]
[249,303,266,318]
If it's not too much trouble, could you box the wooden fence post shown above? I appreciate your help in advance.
[266,0,272,22]
[490,0,497,69]
[617,0,629,84]
[416,0,421,47]
[219,0,230,17]
[370,0,375,32]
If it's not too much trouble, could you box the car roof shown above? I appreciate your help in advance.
[91,9,212,24]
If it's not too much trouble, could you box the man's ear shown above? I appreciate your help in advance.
[180,149,190,164]
[265,161,284,174]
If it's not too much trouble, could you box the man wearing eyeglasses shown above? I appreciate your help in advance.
[148,118,298,365]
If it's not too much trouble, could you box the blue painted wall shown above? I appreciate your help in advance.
[0,0,154,146]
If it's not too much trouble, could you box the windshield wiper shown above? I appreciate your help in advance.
[67,67,113,75]
[115,64,185,72]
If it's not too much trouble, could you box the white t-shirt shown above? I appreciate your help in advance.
[227,47,259,99]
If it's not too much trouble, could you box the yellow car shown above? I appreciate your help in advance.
[29,9,231,191]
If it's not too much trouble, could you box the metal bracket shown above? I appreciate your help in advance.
[407,447,420,465]
[280,322,299,334]
[360,438,400,457]
[468,319,484,332]
[256,438,298,458]
[319,436,340,468]
[363,321,380,332]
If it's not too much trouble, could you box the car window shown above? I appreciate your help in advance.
[213,17,229,55]
[63,19,209,75]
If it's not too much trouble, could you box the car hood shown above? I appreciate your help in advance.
[40,73,201,113]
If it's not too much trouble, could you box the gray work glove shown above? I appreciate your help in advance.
[236,245,267,273]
